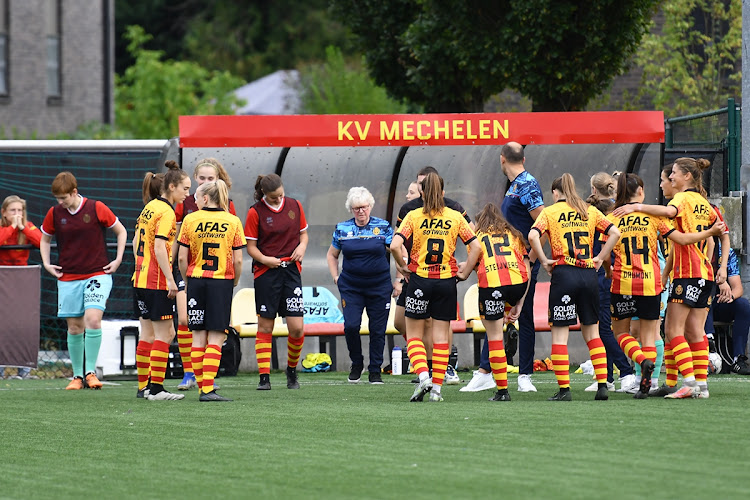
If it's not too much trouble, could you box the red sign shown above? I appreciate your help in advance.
[179,111,664,148]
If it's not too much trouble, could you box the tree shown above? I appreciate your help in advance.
[633,0,741,117]
[298,46,409,114]
[183,0,352,82]
[331,0,659,112]
[114,26,245,139]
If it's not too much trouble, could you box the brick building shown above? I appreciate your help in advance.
[0,0,113,138]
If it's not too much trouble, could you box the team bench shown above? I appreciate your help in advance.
[230,288,468,370]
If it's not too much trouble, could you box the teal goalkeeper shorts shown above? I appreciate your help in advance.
[57,274,113,318]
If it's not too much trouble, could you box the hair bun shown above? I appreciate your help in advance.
[165,160,180,170]
[697,158,711,170]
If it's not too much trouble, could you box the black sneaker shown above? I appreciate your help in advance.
[633,390,648,399]
[639,359,655,394]
[650,383,677,397]
[368,371,383,385]
[595,383,609,401]
[489,389,511,402]
[732,355,750,375]
[257,374,271,391]
[707,337,717,353]
[348,365,363,383]
[199,390,233,402]
[286,366,300,389]
[548,388,572,401]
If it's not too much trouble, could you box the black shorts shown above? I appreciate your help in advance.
[479,283,527,321]
[173,266,186,292]
[396,278,407,308]
[133,287,175,322]
[403,275,457,321]
[610,293,661,321]
[254,265,304,318]
[548,266,599,326]
[669,278,716,309]
[186,277,233,332]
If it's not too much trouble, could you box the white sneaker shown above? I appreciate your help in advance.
[444,364,461,385]
[584,380,615,392]
[517,374,537,392]
[147,390,185,401]
[617,374,639,394]
[459,370,495,392]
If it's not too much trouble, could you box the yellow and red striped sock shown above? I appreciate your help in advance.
[664,341,678,387]
[255,333,272,375]
[670,335,695,382]
[690,337,709,385]
[202,344,222,393]
[551,344,570,388]
[406,338,429,376]
[191,346,205,392]
[587,338,608,383]
[149,340,170,386]
[488,339,508,390]
[431,343,449,387]
[616,333,646,365]
[287,335,304,368]
[641,345,657,366]
[177,325,193,374]
[136,340,152,391]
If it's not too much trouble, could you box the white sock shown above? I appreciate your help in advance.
[419,371,430,383]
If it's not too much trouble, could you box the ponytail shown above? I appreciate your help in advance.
[420,172,445,217]
[254,174,283,202]
[552,173,588,219]
[142,172,163,204]
[613,173,644,209]
[198,180,229,211]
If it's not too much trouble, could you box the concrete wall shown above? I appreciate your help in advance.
[0,0,111,137]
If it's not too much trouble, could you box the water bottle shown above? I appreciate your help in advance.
[392,346,403,375]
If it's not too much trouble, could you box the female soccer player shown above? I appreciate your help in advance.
[133,161,190,401]
[174,158,236,391]
[40,172,127,390]
[0,195,43,379]
[391,172,481,402]
[607,173,722,398]
[528,173,620,401]
[244,174,308,391]
[178,180,244,401]
[457,203,530,402]
[613,158,726,399]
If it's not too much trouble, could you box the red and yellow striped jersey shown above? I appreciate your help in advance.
[668,190,717,280]
[397,207,476,279]
[475,230,529,287]
[178,208,245,280]
[133,198,176,290]
[531,201,612,269]
[606,210,674,295]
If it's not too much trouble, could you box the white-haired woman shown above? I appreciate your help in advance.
[327,187,394,384]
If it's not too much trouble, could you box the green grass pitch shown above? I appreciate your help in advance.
[1,371,748,499]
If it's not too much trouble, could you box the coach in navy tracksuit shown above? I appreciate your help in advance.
[327,187,394,385]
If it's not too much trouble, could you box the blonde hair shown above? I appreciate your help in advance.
[552,174,588,220]
[591,172,616,199]
[194,158,232,190]
[197,180,229,211]
[1,195,28,245]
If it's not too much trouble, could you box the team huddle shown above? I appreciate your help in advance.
[36,141,730,402]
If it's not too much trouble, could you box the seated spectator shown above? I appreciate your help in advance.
[705,247,750,374]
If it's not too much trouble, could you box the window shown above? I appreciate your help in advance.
[0,0,8,96]
[44,0,60,98]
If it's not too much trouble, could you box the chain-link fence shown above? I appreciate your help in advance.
[0,140,177,378]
